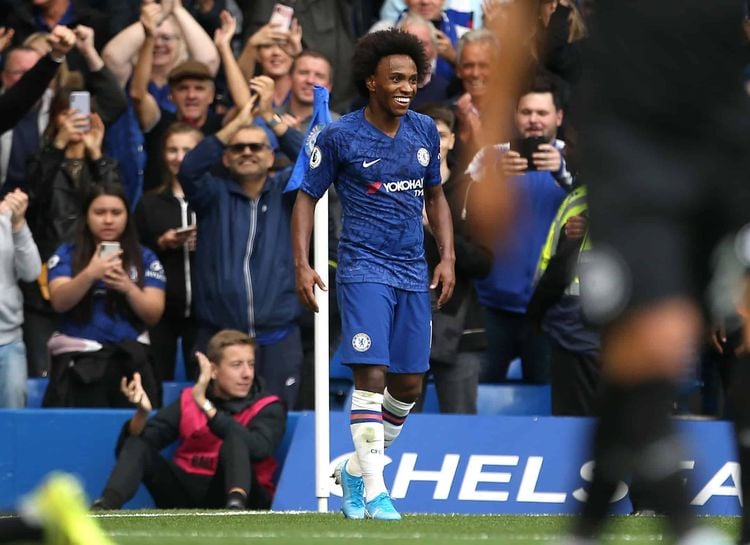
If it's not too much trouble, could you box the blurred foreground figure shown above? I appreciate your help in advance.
[0,472,113,545]
[567,1,750,544]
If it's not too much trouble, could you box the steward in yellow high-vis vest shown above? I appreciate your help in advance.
[526,185,600,416]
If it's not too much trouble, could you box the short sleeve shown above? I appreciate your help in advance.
[46,243,74,281]
[424,119,442,188]
[301,125,340,199]
[142,247,167,289]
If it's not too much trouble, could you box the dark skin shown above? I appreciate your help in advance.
[291,54,455,401]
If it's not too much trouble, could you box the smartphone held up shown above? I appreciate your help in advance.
[69,90,91,132]
[99,241,120,259]
[269,3,294,31]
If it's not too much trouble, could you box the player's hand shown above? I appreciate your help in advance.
[192,351,212,405]
[532,143,562,172]
[295,262,326,313]
[430,259,455,309]
[500,150,528,176]
[564,214,587,240]
[709,323,727,354]
[120,372,152,413]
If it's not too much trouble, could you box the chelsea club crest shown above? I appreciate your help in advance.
[417,147,430,167]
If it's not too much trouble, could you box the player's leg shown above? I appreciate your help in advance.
[729,276,750,544]
[17,472,114,545]
[573,299,700,540]
[334,283,394,518]
[383,288,432,449]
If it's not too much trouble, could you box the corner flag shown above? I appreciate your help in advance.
[284,85,333,192]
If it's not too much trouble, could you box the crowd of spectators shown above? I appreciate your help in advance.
[0,0,743,426]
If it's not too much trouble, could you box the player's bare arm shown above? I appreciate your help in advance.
[291,191,327,312]
[424,183,455,308]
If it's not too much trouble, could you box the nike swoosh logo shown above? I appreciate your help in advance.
[362,158,382,168]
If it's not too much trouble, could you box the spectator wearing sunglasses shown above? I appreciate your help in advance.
[177,85,305,409]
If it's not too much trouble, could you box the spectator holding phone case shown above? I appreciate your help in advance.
[464,74,570,385]
[135,122,202,382]
[23,78,123,378]
[42,183,165,408]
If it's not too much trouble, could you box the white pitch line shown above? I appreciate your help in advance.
[104,530,665,542]
[92,510,319,518]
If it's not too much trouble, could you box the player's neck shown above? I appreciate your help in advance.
[364,105,401,138]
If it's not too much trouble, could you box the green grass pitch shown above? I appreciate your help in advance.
[82,511,740,545]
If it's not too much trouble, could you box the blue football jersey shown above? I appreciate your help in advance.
[48,242,166,343]
[302,109,441,291]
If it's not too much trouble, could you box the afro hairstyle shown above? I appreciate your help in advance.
[351,28,430,99]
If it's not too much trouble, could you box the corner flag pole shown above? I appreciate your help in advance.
[313,191,330,512]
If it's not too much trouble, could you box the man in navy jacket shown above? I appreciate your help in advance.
[178,81,304,409]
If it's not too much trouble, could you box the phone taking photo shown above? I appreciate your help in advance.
[174,225,197,235]
[99,241,120,259]
[269,3,294,31]
[509,136,547,171]
[69,91,91,132]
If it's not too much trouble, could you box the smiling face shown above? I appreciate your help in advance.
[514,91,563,142]
[258,42,294,79]
[222,126,274,180]
[406,0,445,21]
[456,41,492,102]
[290,55,332,106]
[164,131,201,177]
[211,343,255,399]
[87,195,128,243]
[170,78,214,124]
[152,17,182,69]
[366,54,418,118]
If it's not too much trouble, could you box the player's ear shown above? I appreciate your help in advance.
[366,76,376,93]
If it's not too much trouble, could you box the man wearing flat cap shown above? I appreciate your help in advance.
[133,59,224,192]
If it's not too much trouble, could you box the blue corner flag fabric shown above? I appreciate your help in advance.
[284,85,333,193]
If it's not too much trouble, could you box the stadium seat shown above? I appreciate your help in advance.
[26,378,49,408]
[420,382,551,416]
[161,381,193,406]
[477,384,550,415]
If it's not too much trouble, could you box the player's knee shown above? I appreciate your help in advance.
[352,365,387,393]
[603,299,701,380]
[385,377,423,403]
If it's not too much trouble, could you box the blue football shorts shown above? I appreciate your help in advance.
[337,282,431,374]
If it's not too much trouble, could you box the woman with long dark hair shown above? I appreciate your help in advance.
[134,122,202,382]
[42,184,166,407]
[23,76,122,379]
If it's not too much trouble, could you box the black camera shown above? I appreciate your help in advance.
[509,136,548,171]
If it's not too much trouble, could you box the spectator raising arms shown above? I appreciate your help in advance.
[0,190,42,408]
[42,184,165,408]
[102,0,219,91]
[101,0,219,205]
